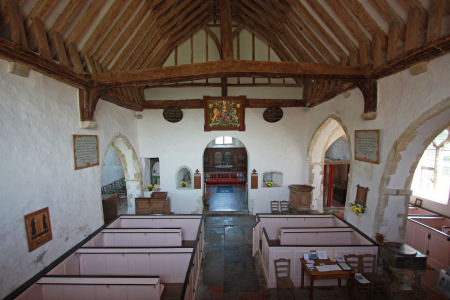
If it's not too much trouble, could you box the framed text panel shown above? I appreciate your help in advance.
[355,129,380,164]
[24,207,52,252]
[204,96,245,131]
[73,134,99,170]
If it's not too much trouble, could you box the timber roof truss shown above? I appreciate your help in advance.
[0,0,449,122]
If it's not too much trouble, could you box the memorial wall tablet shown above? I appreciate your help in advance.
[355,129,380,164]
[73,134,99,170]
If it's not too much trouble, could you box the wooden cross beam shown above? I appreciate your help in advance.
[93,60,370,87]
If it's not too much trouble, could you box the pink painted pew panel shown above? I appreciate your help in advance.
[48,248,193,284]
[84,228,182,247]
[15,277,162,300]
[280,230,354,245]
[107,216,201,240]
[257,215,349,240]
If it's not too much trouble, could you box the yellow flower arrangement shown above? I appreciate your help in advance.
[145,184,153,191]
[349,203,365,215]
[180,181,188,187]
[265,181,273,187]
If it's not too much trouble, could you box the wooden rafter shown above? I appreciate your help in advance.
[66,0,108,45]
[141,6,211,68]
[100,1,155,67]
[285,0,346,62]
[324,0,371,46]
[127,0,206,70]
[305,0,357,53]
[0,38,90,88]
[81,0,128,55]
[50,0,88,36]
[111,0,176,71]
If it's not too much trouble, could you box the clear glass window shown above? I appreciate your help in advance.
[411,129,450,204]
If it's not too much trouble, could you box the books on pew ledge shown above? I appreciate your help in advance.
[316,264,341,272]
[355,273,370,284]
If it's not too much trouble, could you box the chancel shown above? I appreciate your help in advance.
[0,0,449,299]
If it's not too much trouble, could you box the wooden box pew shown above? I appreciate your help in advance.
[279,228,373,246]
[107,215,201,242]
[47,248,193,284]
[258,227,378,288]
[252,214,349,254]
[16,276,163,300]
[82,228,183,248]
[405,216,450,270]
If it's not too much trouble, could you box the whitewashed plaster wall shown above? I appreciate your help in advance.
[101,147,124,186]
[137,105,307,214]
[139,53,450,242]
[303,53,450,241]
[0,59,139,298]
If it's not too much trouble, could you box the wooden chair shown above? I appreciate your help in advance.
[271,201,280,214]
[345,254,384,299]
[360,254,385,295]
[280,201,290,214]
[274,258,295,298]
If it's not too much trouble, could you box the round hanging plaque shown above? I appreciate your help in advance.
[263,107,283,123]
[163,107,183,123]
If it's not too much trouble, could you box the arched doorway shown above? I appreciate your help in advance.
[203,136,248,212]
[100,134,142,222]
[375,98,450,242]
[308,116,351,212]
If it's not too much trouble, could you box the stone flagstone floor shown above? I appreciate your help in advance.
[196,215,447,300]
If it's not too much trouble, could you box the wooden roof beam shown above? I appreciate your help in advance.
[0,37,91,88]
[142,98,306,109]
[373,34,450,79]
[94,59,369,87]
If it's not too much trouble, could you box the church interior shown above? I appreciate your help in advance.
[0,0,449,299]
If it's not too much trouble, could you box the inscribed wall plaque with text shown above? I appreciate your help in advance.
[355,130,380,164]
[73,134,99,170]
[204,96,245,131]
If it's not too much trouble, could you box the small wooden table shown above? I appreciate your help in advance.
[300,258,355,300]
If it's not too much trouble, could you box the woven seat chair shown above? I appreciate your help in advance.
[274,258,295,299]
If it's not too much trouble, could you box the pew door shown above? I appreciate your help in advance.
[252,221,261,256]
